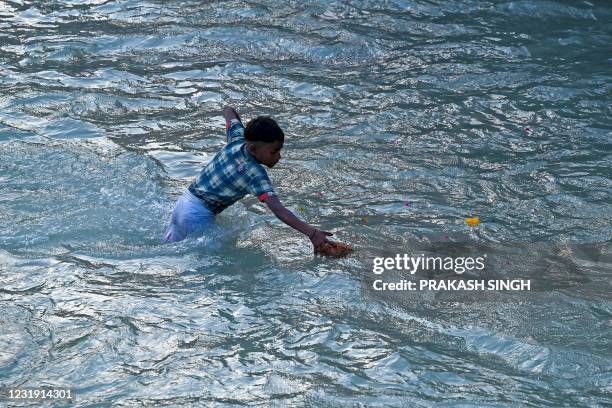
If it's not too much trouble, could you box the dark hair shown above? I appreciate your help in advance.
[244,116,284,143]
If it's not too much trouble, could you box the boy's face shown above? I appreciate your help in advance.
[249,140,283,168]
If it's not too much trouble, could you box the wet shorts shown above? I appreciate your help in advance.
[163,190,215,243]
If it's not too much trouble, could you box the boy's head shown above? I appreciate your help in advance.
[245,116,284,168]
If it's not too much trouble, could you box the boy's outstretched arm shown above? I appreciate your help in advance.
[264,195,333,251]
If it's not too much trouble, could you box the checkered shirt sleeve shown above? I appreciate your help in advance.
[226,119,244,143]
[244,162,275,202]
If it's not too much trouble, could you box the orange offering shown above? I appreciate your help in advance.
[465,217,480,227]
[315,241,353,257]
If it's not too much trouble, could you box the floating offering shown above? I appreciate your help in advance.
[465,217,480,227]
[316,241,353,257]
[297,205,305,213]
[361,216,368,224]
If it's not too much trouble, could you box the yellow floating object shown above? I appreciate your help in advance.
[361,216,368,223]
[465,217,480,227]
[297,205,305,213]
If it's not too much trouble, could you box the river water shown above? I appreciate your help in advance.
[0,1,610,406]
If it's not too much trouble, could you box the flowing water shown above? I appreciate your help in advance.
[0,0,610,406]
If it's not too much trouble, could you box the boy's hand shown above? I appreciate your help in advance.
[309,229,333,251]
[223,106,241,128]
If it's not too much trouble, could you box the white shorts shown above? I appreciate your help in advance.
[163,190,215,243]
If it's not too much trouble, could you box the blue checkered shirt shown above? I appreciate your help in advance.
[188,119,276,214]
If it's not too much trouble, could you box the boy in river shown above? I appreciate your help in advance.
[163,106,350,255]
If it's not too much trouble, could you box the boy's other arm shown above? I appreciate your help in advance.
[223,106,244,143]
[263,195,333,249]
[223,106,240,125]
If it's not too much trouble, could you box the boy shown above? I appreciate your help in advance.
[163,106,336,253]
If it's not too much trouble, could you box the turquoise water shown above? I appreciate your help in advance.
[0,1,611,406]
